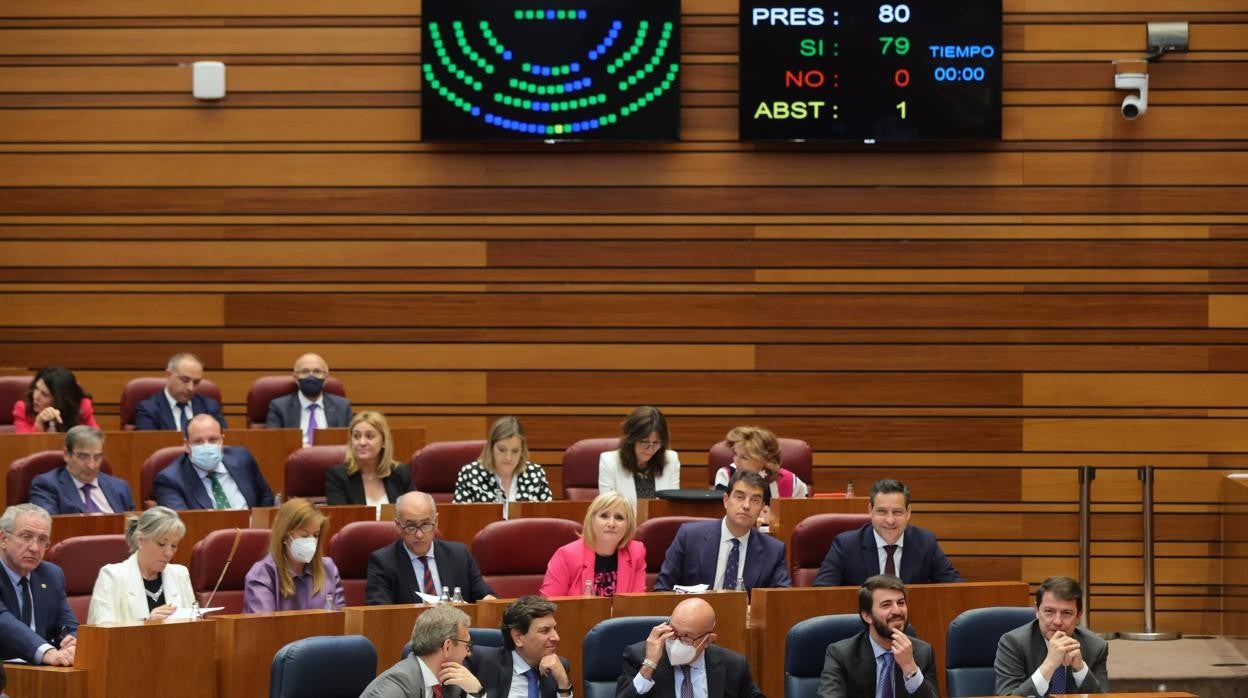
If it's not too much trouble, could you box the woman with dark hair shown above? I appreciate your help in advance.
[598,405,681,509]
[12,366,99,433]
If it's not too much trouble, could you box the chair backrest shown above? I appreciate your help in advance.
[327,520,401,607]
[120,376,222,430]
[409,440,486,502]
[189,528,272,614]
[784,614,864,698]
[789,513,872,586]
[269,634,377,698]
[561,437,618,500]
[46,534,130,621]
[582,615,668,698]
[945,606,1037,697]
[632,516,712,589]
[706,437,814,489]
[140,445,187,507]
[284,445,348,501]
[6,450,114,506]
[0,375,30,433]
[246,375,347,428]
[471,518,581,597]
[401,627,504,661]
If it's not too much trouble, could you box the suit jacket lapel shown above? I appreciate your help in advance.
[860,527,881,576]
[395,540,421,603]
[704,648,726,698]
[223,453,252,506]
[433,539,461,592]
[652,657,678,698]
[743,531,763,587]
[347,472,366,504]
[101,476,126,512]
[284,396,301,430]
[124,556,150,620]
[180,460,214,510]
[699,523,720,586]
[55,469,81,513]
[496,648,514,696]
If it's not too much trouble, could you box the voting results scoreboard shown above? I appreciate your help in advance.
[739,2,1001,142]
[421,0,681,141]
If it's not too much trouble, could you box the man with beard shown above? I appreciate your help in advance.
[816,575,937,698]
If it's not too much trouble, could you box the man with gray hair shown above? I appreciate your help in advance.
[29,426,135,514]
[0,504,78,665]
[367,491,495,605]
[361,603,483,697]
[134,352,227,433]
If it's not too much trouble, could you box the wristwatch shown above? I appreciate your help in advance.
[641,658,659,670]
[904,668,920,681]
[556,687,574,696]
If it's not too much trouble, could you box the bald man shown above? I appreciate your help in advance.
[265,353,353,438]
[618,598,763,698]
[366,491,496,605]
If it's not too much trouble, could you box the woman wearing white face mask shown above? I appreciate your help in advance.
[243,497,344,612]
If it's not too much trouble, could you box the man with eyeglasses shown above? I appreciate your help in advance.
[363,603,484,697]
[653,469,791,593]
[995,575,1108,696]
[265,353,353,440]
[0,504,78,666]
[29,426,135,515]
[618,597,762,698]
[367,491,496,604]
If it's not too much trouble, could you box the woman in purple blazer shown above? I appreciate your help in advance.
[540,491,647,597]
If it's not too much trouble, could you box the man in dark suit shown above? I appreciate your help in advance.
[367,491,496,604]
[265,352,353,442]
[361,603,483,697]
[617,597,763,698]
[995,575,1109,696]
[469,596,573,698]
[134,352,227,432]
[153,414,274,510]
[817,575,938,698]
[654,469,791,592]
[0,504,78,666]
[814,478,961,587]
[29,426,134,515]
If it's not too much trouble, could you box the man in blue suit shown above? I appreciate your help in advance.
[153,414,274,510]
[134,352,227,432]
[0,504,78,665]
[654,469,791,592]
[29,426,135,515]
[813,478,962,587]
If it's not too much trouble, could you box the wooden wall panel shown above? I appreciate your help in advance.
[1,0,1246,636]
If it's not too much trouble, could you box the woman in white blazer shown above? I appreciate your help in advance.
[598,405,681,510]
[88,506,196,623]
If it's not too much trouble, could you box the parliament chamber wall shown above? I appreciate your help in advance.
[1,0,1246,635]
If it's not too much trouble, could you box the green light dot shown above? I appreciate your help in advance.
[522,63,531,72]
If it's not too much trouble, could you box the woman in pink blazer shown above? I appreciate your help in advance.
[541,491,647,597]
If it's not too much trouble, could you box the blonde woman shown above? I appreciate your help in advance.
[243,497,344,612]
[325,411,412,505]
[540,491,646,597]
[452,416,552,504]
[87,506,195,623]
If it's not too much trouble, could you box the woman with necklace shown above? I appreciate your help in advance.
[87,506,194,623]
[598,406,681,511]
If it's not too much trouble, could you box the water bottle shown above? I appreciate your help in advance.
[452,587,464,604]
[845,480,855,498]
[440,586,451,603]
[583,579,594,597]
[190,600,202,620]
[734,577,745,592]
[324,593,335,611]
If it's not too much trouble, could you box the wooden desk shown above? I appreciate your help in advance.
[477,595,612,696]
[435,503,505,547]
[639,497,726,521]
[612,591,748,656]
[748,581,1030,698]
[3,664,88,698]
[513,500,591,526]
[213,609,344,697]
[77,618,216,698]
[250,504,379,539]
[344,603,478,673]
[51,509,250,566]
[51,513,126,545]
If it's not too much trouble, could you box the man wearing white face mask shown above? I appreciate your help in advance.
[617,598,762,698]
[153,414,275,510]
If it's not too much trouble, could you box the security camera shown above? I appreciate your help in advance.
[1114,72,1148,120]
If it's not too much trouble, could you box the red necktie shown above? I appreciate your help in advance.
[431,684,443,698]
[419,555,436,595]
[884,544,898,576]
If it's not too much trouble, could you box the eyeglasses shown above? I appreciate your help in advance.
[11,531,51,549]
[295,368,329,378]
[449,637,473,651]
[673,629,711,645]
[637,440,663,451]
[69,452,105,463]
[397,520,436,535]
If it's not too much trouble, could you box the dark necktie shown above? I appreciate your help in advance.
[524,667,539,698]
[883,544,898,576]
[1049,665,1066,695]
[878,651,895,698]
[418,555,437,595]
[81,483,102,513]
[305,403,319,445]
[680,665,694,698]
[722,538,741,590]
[18,577,33,627]
[178,402,191,435]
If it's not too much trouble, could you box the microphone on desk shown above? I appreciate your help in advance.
[201,527,243,613]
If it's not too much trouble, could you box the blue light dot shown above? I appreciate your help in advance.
[589,51,598,60]
[471,106,480,116]
[584,78,592,86]
[503,50,512,60]
[570,62,580,72]
[609,29,619,39]
[578,10,587,19]
[541,67,551,76]
[613,20,622,29]
[545,10,555,19]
